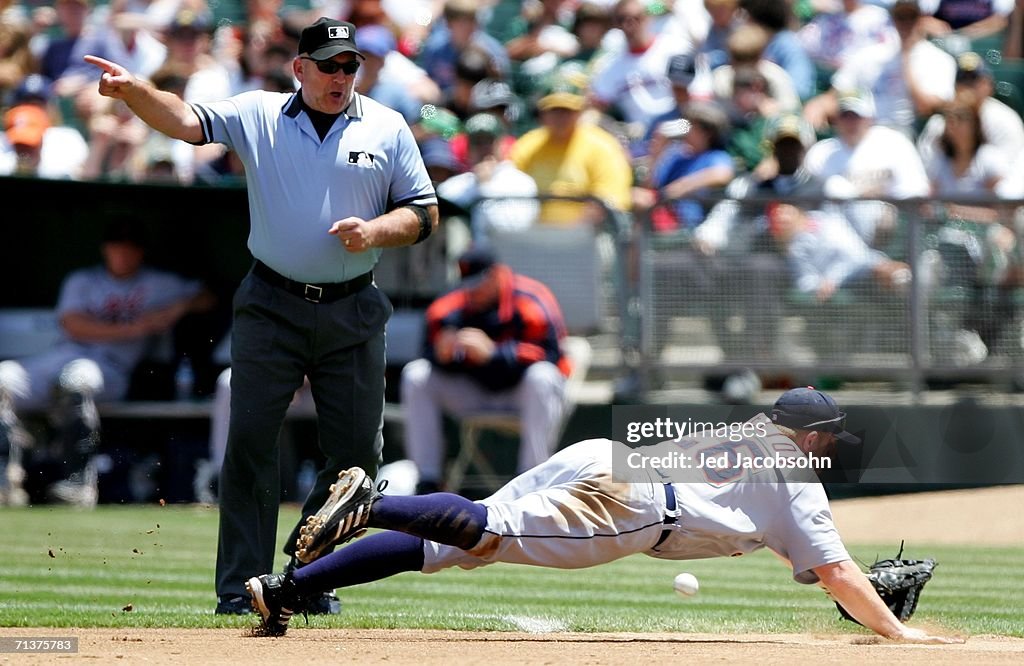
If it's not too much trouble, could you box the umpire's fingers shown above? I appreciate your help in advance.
[83,55,120,74]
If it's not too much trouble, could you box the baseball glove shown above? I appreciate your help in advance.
[837,542,937,624]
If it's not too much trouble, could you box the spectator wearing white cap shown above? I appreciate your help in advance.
[437,112,539,240]
[803,89,929,246]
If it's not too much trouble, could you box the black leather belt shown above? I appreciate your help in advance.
[654,483,677,548]
[253,260,372,304]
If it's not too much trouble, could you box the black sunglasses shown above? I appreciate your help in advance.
[301,57,360,76]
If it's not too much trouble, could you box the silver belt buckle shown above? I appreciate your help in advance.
[303,284,323,303]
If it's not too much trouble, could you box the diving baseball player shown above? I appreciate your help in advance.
[245,388,962,644]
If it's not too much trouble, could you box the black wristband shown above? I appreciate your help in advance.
[409,204,432,244]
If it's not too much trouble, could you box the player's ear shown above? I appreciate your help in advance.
[293,57,304,83]
[798,430,825,455]
[806,431,837,457]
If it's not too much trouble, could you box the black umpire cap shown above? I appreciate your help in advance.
[299,18,364,61]
[771,387,860,444]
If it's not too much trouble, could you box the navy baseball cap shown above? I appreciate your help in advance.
[457,246,498,287]
[458,246,496,277]
[299,18,364,61]
[771,387,860,444]
[666,54,695,87]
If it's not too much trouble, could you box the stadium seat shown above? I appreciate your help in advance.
[486,224,606,336]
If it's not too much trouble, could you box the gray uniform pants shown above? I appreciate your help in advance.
[215,270,390,597]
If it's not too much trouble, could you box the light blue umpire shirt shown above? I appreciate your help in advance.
[190,91,437,284]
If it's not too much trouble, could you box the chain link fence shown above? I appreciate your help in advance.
[636,194,1024,393]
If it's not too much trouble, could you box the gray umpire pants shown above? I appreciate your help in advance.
[215,270,389,598]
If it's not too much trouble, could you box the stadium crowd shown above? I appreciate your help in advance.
[1,0,1023,344]
[2,0,1023,195]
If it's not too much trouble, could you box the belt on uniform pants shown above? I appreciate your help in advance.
[252,260,373,304]
[654,483,678,548]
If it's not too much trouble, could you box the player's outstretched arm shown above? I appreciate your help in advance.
[813,560,965,644]
[83,55,204,144]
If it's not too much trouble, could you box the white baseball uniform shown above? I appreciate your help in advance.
[1,265,202,409]
[421,415,850,585]
[589,33,691,128]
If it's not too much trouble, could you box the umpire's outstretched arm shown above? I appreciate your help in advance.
[83,55,204,144]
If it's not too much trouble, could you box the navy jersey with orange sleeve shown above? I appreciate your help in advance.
[423,265,571,391]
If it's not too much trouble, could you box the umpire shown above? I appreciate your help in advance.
[84,17,438,613]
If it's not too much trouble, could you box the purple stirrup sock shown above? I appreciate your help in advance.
[370,493,488,550]
[292,531,424,591]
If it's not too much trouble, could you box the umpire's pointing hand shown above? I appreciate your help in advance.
[83,55,136,99]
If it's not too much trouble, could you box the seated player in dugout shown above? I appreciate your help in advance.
[244,388,964,644]
[401,245,571,494]
[0,218,215,507]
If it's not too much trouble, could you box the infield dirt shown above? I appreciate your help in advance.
[1,628,1021,665]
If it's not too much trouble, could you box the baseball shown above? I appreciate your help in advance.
[673,572,699,597]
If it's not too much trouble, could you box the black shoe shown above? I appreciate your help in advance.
[215,594,252,615]
[245,573,298,636]
[302,591,342,615]
[294,467,385,564]
[281,557,342,615]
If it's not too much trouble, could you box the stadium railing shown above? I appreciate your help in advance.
[632,194,1024,395]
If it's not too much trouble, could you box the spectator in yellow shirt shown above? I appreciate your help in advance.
[510,66,633,226]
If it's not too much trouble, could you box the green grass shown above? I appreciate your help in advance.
[0,505,1021,636]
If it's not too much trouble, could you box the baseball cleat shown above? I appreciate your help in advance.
[245,573,297,637]
[294,467,384,564]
